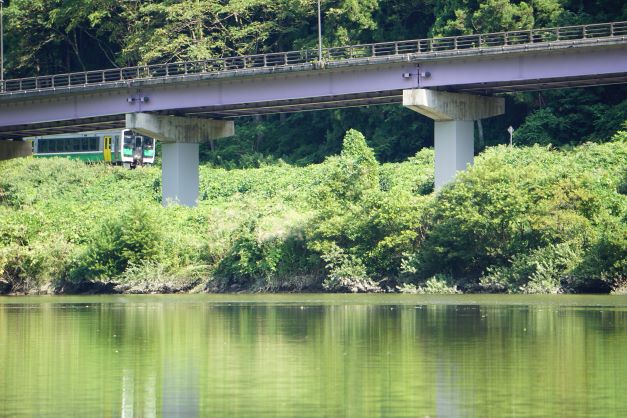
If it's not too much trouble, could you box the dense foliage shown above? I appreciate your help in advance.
[1,129,625,294]
[3,0,627,163]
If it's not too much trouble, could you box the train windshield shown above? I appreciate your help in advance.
[143,137,154,149]
[123,131,134,147]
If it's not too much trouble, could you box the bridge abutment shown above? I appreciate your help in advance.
[126,113,234,206]
[0,140,32,161]
[403,89,504,189]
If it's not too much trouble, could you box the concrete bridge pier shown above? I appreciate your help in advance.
[0,140,32,161]
[126,113,234,206]
[403,89,504,189]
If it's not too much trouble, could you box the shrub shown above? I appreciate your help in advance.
[0,237,75,293]
[70,203,164,281]
[397,275,461,294]
[214,216,316,290]
[405,142,626,289]
[319,243,381,293]
[479,241,583,293]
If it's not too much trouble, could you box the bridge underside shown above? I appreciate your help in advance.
[0,91,405,139]
[1,40,625,139]
[1,72,626,140]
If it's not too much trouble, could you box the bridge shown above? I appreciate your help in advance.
[1,21,626,205]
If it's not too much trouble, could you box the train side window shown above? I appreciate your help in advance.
[39,140,48,153]
[72,138,80,151]
[89,137,98,151]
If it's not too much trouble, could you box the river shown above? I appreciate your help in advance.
[0,294,625,417]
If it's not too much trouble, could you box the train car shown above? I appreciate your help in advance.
[30,129,155,168]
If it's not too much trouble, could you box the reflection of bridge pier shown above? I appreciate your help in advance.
[162,357,200,417]
[1,21,625,205]
[121,369,158,418]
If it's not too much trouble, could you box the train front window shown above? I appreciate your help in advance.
[123,131,134,148]
[143,137,154,149]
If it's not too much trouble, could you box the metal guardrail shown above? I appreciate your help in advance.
[2,21,626,94]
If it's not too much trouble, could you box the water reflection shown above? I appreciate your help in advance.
[0,296,625,417]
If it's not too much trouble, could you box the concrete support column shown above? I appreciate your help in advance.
[161,142,199,207]
[0,140,32,161]
[126,113,234,207]
[403,89,505,189]
[434,120,474,189]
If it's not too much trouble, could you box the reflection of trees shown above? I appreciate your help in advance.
[0,298,625,416]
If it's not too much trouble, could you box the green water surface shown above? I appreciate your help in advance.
[0,294,625,417]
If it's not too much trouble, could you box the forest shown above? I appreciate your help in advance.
[0,1,625,294]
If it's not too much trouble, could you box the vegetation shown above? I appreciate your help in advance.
[1,128,625,294]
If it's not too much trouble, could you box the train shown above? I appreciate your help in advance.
[30,129,156,167]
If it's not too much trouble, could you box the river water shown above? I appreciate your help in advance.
[0,294,625,417]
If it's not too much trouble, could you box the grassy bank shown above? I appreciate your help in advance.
[1,129,625,295]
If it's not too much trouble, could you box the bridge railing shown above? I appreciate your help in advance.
[2,21,626,94]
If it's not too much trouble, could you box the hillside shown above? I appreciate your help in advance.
[1,129,625,294]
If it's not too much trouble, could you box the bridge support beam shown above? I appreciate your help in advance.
[403,89,504,189]
[126,113,234,206]
[0,140,32,161]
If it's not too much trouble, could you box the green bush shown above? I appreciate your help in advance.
[0,237,75,293]
[480,241,583,294]
[404,141,626,291]
[574,215,627,291]
[306,130,427,291]
[70,203,164,281]
[214,215,317,290]
[397,275,461,294]
[319,243,381,293]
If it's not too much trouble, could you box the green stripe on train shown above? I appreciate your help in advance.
[34,153,104,162]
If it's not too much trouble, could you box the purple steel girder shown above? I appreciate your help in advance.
[0,65,418,139]
[418,45,627,91]
[0,43,626,139]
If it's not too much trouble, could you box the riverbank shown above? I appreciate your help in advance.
[1,129,625,295]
